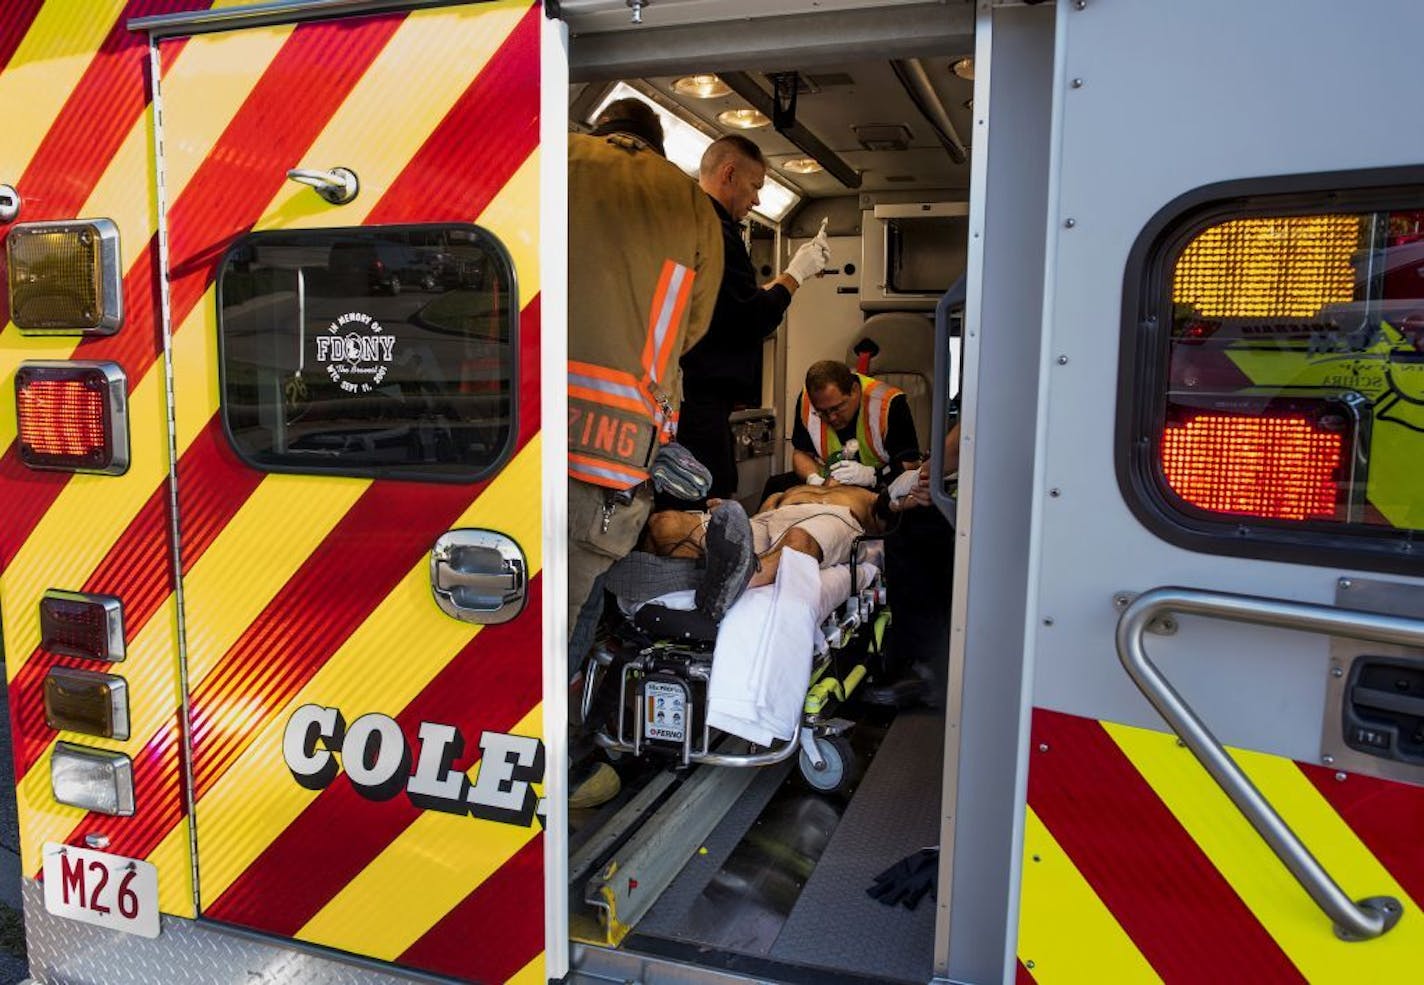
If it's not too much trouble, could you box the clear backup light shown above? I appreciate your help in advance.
[44,668,129,740]
[14,361,129,474]
[50,743,134,816]
[6,218,122,334]
[40,591,125,662]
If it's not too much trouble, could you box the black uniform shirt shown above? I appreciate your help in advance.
[680,197,791,402]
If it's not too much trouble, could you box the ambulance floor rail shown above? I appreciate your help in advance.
[1116,587,1407,942]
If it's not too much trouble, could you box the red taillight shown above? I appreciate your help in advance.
[20,380,103,455]
[40,591,125,662]
[14,361,128,473]
[1161,412,1344,521]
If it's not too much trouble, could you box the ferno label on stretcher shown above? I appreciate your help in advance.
[644,681,688,742]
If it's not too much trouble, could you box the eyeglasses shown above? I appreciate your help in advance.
[814,390,858,420]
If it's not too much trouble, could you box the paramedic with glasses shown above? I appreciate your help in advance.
[790,359,921,490]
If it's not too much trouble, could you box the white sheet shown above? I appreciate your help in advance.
[702,554,880,746]
[705,548,820,746]
[630,556,879,747]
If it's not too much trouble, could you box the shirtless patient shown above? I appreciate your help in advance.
[639,484,885,588]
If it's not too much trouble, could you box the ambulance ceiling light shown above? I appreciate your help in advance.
[673,74,730,98]
[717,108,770,130]
[951,57,974,80]
[589,83,801,223]
[782,158,824,175]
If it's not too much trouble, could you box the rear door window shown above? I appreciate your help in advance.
[217,225,516,482]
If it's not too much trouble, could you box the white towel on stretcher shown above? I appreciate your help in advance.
[703,550,878,746]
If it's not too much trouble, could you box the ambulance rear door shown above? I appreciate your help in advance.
[147,2,559,981]
[956,0,1424,980]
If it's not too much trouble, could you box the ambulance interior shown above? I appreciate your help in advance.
[566,16,971,983]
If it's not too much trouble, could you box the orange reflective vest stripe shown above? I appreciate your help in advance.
[569,259,695,488]
[798,372,902,468]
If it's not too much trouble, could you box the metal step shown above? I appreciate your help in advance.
[580,753,761,946]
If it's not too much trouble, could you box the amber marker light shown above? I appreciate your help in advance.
[6,218,122,334]
[44,668,130,740]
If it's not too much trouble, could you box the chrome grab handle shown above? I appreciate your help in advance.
[1116,587,1408,941]
[285,166,359,205]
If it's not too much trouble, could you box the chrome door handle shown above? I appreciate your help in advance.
[430,530,526,624]
[286,166,359,205]
[1117,587,1409,941]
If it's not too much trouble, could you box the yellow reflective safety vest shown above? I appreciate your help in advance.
[798,372,904,469]
[566,132,724,489]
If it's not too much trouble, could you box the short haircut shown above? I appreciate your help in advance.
[806,360,856,395]
[591,98,665,155]
[700,134,766,180]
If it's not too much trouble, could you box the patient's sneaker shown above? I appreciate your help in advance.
[695,500,755,623]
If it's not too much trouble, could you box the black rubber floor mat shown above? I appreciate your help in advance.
[768,710,944,983]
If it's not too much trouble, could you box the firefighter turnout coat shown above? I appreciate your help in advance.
[566,131,723,490]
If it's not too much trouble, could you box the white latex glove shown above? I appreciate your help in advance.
[887,467,919,502]
[829,459,876,487]
[786,218,831,284]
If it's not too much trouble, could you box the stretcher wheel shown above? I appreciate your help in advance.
[799,733,856,795]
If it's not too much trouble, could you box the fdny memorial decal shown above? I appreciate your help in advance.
[317,311,395,393]
[282,704,545,827]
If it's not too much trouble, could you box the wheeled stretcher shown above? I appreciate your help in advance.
[580,537,888,793]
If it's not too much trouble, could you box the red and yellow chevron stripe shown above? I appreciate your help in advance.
[1019,709,1424,982]
[0,2,546,981]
